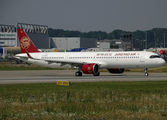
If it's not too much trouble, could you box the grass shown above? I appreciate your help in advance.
[100,63,167,73]
[0,62,167,72]
[0,62,69,70]
[1,81,167,119]
[126,63,167,73]
[0,62,166,119]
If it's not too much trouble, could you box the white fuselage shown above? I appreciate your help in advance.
[15,51,166,69]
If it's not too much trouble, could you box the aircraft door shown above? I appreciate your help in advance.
[66,55,69,60]
[140,53,145,62]
[93,56,96,61]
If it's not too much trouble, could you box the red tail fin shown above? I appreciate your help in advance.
[17,29,41,53]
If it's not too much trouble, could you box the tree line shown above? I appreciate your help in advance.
[48,28,167,49]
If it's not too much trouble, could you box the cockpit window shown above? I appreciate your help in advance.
[150,55,160,59]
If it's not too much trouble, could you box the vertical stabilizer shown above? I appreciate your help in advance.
[17,29,41,53]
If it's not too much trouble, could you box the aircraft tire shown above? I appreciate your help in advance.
[93,72,100,76]
[75,71,82,76]
[144,73,149,77]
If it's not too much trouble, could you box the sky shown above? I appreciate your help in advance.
[0,0,167,33]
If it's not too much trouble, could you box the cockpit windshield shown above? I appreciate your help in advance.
[150,55,160,59]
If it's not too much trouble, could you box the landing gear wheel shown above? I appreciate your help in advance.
[144,73,149,76]
[93,72,100,76]
[144,68,149,77]
[75,71,82,76]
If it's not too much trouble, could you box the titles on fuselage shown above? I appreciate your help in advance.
[96,53,139,56]
[115,53,137,56]
[96,53,112,56]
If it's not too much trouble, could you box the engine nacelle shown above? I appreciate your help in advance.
[160,49,167,55]
[160,50,165,55]
[107,68,125,74]
[82,63,99,74]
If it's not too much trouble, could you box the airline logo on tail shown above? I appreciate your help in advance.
[20,36,31,50]
[17,29,41,53]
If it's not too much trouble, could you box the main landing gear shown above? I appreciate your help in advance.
[144,68,149,76]
[75,71,82,76]
[75,71,100,76]
[75,66,82,76]
[75,65,100,76]
[93,72,100,76]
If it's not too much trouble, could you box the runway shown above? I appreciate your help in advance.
[0,70,167,84]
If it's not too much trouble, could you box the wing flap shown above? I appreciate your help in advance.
[44,59,92,67]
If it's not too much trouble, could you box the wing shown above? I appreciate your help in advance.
[20,50,96,67]
[17,50,103,68]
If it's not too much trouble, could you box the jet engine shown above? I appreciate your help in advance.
[82,63,99,74]
[160,50,167,55]
[107,68,125,74]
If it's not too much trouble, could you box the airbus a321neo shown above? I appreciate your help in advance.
[15,29,166,76]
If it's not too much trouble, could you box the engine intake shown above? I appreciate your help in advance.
[82,63,99,74]
[107,68,125,74]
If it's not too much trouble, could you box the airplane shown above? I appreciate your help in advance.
[15,29,166,77]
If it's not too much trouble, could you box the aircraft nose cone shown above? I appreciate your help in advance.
[160,59,166,66]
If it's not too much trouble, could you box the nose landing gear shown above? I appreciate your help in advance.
[144,68,149,76]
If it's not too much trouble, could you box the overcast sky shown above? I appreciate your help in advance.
[0,0,167,33]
